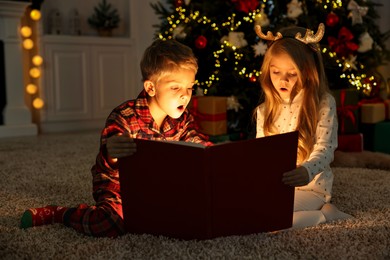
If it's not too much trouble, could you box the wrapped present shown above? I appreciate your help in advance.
[359,97,390,123]
[360,121,390,154]
[360,102,386,124]
[331,89,359,134]
[190,96,227,136]
[337,133,363,152]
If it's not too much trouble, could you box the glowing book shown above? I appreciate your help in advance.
[119,131,298,240]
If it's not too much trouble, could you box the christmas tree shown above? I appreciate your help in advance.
[151,0,390,134]
[88,0,120,30]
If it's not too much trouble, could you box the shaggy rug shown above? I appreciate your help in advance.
[0,131,389,259]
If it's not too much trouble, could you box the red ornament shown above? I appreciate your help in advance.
[231,0,259,13]
[250,75,257,82]
[175,0,183,8]
[328,27,359,58]
[326,12,339,27]
[363,76,381,98]
[195,35,207,49]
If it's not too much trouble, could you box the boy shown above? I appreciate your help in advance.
[20,39,212,237]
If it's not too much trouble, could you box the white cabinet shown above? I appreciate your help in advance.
[40,36,137,132]
[38,0,139,133]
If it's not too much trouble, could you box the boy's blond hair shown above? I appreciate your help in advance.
[140,39,198,84]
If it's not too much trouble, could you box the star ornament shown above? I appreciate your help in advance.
[343,55,358,71]
[252,41,267,57]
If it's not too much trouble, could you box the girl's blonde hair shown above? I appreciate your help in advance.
[256,26,330,164]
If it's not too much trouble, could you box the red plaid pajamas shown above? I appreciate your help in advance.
[63,90,211,237]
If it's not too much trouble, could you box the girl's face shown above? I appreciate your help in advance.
[269,53,298,100]
[147,69,195,125]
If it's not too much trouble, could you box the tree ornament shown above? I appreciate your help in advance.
[357,32,373,53]
[175,0,183,8]
[326,12,339,27]
[287,0,303,19]
[342,55,358,71]
[347,0,368,25]
[195,35,207,49]
[249,75,257,83]
[363,75,380,98]
[254,9,270,28]
[251,42,267,57]
[220,32,248,48]
[172,24,187,39]
[231,0,259,13]
[328,27,359,58]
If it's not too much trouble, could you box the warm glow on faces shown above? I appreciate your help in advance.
[149,69,196,122]
[270,53,298,100]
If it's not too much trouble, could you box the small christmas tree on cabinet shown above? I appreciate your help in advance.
[151,0,390,135]
[88,0,120,36]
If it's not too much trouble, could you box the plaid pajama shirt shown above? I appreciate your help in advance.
[64,90,211,237]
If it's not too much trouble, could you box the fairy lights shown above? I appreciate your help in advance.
[20,26,32,37]
[321,46,374,94]
[316,0,343,10]
[158,6,265,91]
[21,4,44,113]
[22,38,34,50]
[26,83,38,95]
[30,9,41,21]
[32,55,43,66]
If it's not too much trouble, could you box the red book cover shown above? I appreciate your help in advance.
[119,131,298,240]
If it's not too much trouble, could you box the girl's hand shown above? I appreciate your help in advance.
[106,133,137,160]
[282,166,309,187]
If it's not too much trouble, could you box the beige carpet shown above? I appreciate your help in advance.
[1,131,390,259]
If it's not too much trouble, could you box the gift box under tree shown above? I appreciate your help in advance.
[337,133,363,152]
[189,96,227,136]
[360,99,390,124]
[331,89,360,134]
[360,121,390,154]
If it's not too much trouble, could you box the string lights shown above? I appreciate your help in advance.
[158,6,263,92]
[21,2,44,115]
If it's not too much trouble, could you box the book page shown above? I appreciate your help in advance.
[162,140,206,148]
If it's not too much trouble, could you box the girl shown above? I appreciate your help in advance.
[254,24,352,228]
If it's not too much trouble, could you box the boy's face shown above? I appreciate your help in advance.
[269,53,298,100]
[146,68,195,122]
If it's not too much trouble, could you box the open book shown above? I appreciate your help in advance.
[119,131,298,240]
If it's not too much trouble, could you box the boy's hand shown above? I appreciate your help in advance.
[106,133,137,160]
[282,166,309,187]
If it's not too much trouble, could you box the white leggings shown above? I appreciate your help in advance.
[293,190,327,228]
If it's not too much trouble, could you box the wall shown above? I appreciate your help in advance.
[130,0,161,94]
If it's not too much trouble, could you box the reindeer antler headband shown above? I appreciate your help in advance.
[255,23,325,46]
